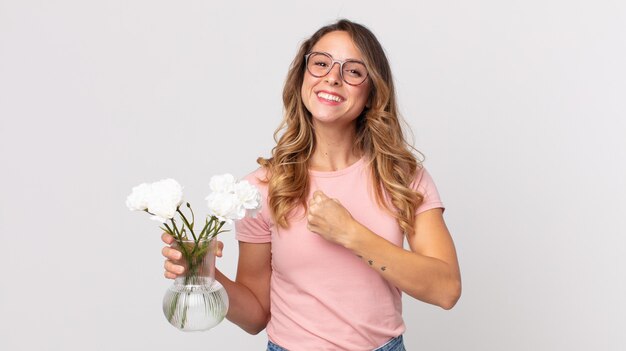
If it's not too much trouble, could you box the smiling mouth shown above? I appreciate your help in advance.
[317,92,343,103]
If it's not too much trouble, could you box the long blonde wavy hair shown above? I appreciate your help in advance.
[258,19,424,236]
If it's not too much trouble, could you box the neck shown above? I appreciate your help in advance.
[309,121,361,172]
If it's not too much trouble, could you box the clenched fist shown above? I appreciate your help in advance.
[306,190,357,246]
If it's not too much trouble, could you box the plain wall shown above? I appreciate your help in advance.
[1,0,625,350]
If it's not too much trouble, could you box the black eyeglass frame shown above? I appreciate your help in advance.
[304,52,369,86]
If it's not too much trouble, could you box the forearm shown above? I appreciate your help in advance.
[215,269,269,334]
[344,222,461,309]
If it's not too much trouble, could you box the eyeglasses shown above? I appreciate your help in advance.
[304,52,369,86]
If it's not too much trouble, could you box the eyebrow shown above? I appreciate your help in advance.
[316,51,365,63]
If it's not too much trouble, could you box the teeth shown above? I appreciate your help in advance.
[317,92,342,102]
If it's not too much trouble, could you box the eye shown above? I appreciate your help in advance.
[345,69,363,77]
[314,60,328,67]
[344,62,367,78]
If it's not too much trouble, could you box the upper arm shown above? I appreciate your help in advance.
[408,208,460,276]
[236,241,272,317]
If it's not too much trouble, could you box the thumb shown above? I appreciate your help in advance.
[313,190,328,200]
[215,241,224,258]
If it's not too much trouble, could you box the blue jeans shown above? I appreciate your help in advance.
[267,334,406,351]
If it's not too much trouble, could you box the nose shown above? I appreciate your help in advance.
[325,62,342,85]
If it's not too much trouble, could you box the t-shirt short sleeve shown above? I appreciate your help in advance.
[412,166,445,215]
[235,169,272,243]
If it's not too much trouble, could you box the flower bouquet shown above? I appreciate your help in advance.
[126,174,261,331]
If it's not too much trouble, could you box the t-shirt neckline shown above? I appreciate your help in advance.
[308,157,366,178]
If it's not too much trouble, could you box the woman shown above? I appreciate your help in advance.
[162,19,461,351]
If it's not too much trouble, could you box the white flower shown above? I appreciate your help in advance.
[234,180,261,217]
[209,174,236,193]
[205,175,262,222]
[206,192,243,223]
[126,183,152,211]
[128,174,261,231]
[146,179,184,223]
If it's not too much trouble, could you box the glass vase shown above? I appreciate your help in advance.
[162,238,229,331]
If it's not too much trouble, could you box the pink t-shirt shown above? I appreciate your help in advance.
[236,158,444,351]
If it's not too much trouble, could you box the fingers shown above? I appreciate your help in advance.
[311,190,328,206]
[306,221,317,233]
[163,252,184,279]
[161,246,181,260]
[309,191,324,209]
[216,241,224,258]
[306,214,314,227]
[164,259,185,278]
[162,235,183,279]
[306,210,319,233]
[162,239,225,280]
[161,232,175,244]
[307,192,324,227]
[308,192,340,217]
[308,195,317,208]
[161,237,221,260]
[313,190,328,200]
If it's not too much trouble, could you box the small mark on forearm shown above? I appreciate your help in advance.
[381,266,387,271]
[368,260,373,266]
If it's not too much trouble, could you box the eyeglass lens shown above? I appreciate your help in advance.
[306,52,368,85]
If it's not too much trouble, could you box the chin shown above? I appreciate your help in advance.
[312,115,356,126]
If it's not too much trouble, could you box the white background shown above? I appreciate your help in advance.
[1,1,625,350]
